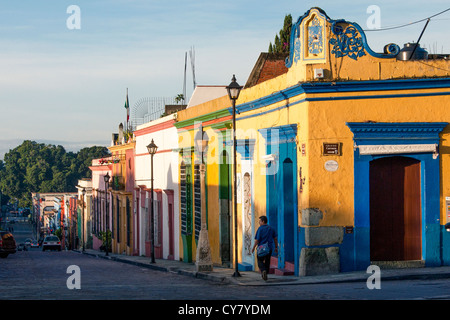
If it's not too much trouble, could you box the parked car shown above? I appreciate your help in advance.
[30,240,39,248]
[42,235,61,251]
[24,238,32,247]
[0,231,17,258]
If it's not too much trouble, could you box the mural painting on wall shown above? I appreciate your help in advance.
[308,16,323,55]
[244,172,252,256]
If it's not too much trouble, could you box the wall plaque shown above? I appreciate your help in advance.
[324,160,339,172]
[323,143,341,156]
[358,144,437,156]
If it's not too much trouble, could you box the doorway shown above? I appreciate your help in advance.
[219,150,231,267]
[369,156,422,261]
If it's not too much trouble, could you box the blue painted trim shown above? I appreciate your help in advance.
[285,8,331,68]
[260,124,299,275]
[285,7,399,68]
[258,124,297,145]
[232,139,255,160]
[442,225,450,266]
[237,98,306,122]
[347,122,448,140]
[302,78,450,93]
[329,19,399,60]
[238,262,253,271]
[230,84,305,114]
[229,78,450,121]
[345,122,447,270]
[301,10,328,61]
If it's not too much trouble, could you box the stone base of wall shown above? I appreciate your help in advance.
[299,247,340,276]
[305,226,343,246]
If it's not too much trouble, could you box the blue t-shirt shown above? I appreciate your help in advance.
[255,224,277,251]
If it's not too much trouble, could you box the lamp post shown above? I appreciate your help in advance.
[64,199,69,251]
[104,173,110,256]
[82,188,86,252]
[67,199,72,250]
[147,139,158,263]
[194,126,213,272]
[226,75,243,278]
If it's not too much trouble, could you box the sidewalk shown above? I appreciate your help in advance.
[75,249,450,286]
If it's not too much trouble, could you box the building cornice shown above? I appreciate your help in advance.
[174,109,231,130]
[231,78,450,120]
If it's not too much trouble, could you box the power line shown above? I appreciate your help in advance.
[364,7,450,31]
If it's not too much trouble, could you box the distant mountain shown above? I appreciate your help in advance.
[0,139,110,160]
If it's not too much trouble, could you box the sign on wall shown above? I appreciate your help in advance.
[323,143,341,156]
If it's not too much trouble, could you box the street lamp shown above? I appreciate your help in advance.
[194,126,213,272]
[63,199,68,251]
[67,199,72,250]
[147,139,158,263]
[226,74,243,278]
[82,188,86,252]
[104,173,110,256]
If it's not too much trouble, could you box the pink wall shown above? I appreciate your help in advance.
[92,234,102,250]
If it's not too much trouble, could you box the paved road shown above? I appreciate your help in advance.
[4,242,450,301]
[1,249,321,300]
[2,222,450,304]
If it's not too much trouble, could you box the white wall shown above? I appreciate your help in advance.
[134,114,180,260]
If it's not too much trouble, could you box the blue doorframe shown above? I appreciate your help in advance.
[259,124,299,275]
[345,122,448,271]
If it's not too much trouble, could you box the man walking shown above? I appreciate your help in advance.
[252,216,278,281]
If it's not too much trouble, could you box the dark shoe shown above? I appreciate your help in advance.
[262,270,268,281]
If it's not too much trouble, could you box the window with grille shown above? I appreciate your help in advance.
[194,164,201,241]
[180,162,192,236]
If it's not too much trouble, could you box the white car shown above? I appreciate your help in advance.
[30,240,40,248]
[42,235,61,251]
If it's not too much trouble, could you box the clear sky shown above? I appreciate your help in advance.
[0,0,449,158]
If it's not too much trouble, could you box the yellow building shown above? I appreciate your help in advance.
[175,95,232,265]
[108,124,135,255]
[176,7,450,275]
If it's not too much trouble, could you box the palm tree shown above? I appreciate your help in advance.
[175,94,184,104]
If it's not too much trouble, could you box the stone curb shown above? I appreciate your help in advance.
[75,250,450,286]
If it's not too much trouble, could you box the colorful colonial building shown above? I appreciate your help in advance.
[89,157,113,251]
[174,7,450,276]
[134,114,180,260]
[108,124,136,255]
[175,94,232,265]
[81,7,450,277]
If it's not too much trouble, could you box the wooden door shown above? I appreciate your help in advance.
[370,156,421,261]
[403,161,422,260]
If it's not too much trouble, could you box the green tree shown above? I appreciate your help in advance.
[75,146,110,179]
[175,94,184,104]
[0,140,109,208]
[268,14,292,53]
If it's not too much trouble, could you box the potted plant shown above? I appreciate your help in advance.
[99,230,111,252]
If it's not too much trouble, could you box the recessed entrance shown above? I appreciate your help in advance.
[369,156,422,261]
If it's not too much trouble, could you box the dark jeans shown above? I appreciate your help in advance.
[257,250,272,273]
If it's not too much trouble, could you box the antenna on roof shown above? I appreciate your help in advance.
[409,18,430,60]
[189,46,196,90]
